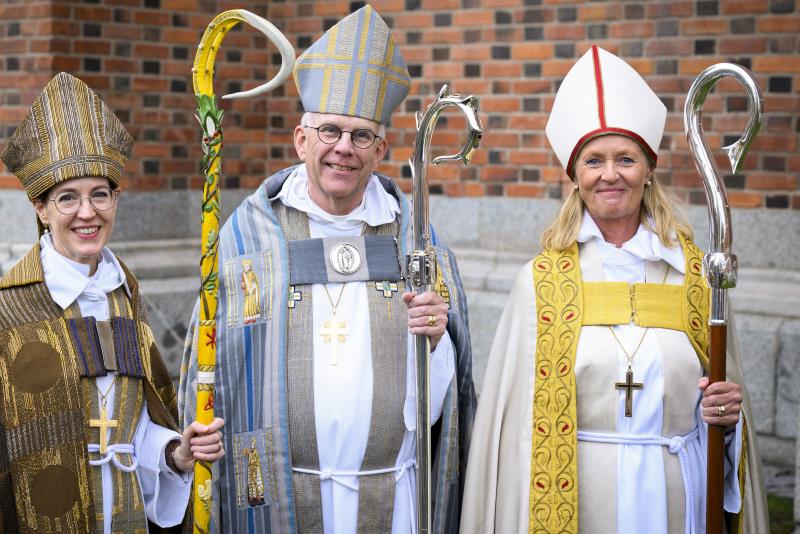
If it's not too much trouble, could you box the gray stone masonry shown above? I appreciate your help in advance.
[1,193,797,520]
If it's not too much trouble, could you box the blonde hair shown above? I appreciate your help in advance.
[540,177,693,251]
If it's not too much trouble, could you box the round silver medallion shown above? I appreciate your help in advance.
[329,243,361,275]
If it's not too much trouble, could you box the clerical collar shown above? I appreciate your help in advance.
[275,164,400,230]
[577,213,685,274]
[40,233,129,311]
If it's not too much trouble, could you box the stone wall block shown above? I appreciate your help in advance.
[140,277,198,379]
[776,319,800,439]
[735,313,780,434]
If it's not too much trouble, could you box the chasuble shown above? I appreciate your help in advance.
[0,241,188,534]
[179,165,476,534]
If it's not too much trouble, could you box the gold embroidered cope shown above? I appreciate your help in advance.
[528,237,713,534]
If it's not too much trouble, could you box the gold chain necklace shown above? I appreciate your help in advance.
[320,284,349,365]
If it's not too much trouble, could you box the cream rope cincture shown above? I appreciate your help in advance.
[191,10,294,534]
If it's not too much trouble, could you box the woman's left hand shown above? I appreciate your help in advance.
[699,378,742,427]
[173,417,225,473]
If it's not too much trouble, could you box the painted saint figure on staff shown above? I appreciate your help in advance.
[179,5,476,534]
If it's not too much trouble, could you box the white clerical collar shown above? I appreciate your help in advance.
[40,233,129,311]
[577,212,685,274]
[275,164,400,230]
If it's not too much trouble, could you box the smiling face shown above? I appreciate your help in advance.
[294,112,388,215]
[33,177,118,272]
[575,135,651,241]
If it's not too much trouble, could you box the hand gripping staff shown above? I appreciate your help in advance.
[191,10,294,533]
[683,64,762,534]
[408,84,482,534]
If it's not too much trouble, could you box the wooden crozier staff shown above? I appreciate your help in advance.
[683,63,762,534]
[408,84,482,534]
[191,10,294,533]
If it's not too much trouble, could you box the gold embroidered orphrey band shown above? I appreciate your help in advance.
[528,237,713,533]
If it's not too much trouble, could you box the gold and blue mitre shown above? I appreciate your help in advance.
[293,5,411,124]
[1,72,133,200]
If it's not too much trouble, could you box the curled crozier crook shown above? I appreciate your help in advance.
[684,64,762,302]
[191,10,294,534]
[410,84,483,252]
[685,63,762,534]
[408,83,482,534]
[193,9,295,100]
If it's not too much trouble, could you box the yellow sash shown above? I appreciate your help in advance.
[528,237,710,533]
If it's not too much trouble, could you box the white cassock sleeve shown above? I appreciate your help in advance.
[135,405,193,526]
[723,416,744,512]
[403,329,456,431]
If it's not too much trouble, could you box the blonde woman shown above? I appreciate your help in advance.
[461,47,768,534]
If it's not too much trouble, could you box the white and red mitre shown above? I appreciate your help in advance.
[546,46,667,178]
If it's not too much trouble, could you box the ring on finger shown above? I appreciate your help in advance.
[427,315,437,327]
[716,404,726,417]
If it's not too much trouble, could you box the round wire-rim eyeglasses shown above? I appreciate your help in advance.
[303,124,381,149]
[48,187,119,215]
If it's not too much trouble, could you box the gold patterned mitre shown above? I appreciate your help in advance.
[1,72,133,200]
[293,5,411,124]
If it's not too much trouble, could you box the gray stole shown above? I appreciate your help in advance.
[274,203,408,533]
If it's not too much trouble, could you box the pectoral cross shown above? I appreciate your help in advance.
[89,404,118,454]
[320,315,348,365]
[615,367,644,417]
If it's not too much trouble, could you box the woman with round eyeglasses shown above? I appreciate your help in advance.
[0,73,224,533]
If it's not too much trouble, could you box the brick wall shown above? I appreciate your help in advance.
[1,0,798,209]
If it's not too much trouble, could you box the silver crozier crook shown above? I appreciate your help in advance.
[683,63,762,534]
[409,84,482,534]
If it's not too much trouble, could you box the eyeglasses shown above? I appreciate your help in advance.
[48,187,118,215]
[303,123,381,149]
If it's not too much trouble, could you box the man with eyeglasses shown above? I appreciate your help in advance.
[179,5,475,534]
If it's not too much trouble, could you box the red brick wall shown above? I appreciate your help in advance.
[1,0,798,209]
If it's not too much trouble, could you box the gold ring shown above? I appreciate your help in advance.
[427,315,437,327]
[717,404,726,417]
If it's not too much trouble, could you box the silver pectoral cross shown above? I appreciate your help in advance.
[615,367,644,417]
[320,315,348,365]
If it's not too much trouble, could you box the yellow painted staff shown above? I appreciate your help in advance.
[192,10,294,533]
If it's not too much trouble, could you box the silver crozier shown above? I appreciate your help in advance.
[684,63,762,534]
[408,84,482,534]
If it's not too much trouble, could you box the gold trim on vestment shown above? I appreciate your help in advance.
[528,237,735,533]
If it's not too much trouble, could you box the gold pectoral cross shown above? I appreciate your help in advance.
[615,367,644,417]
[89,404,118,454]
[320,315,348,365]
